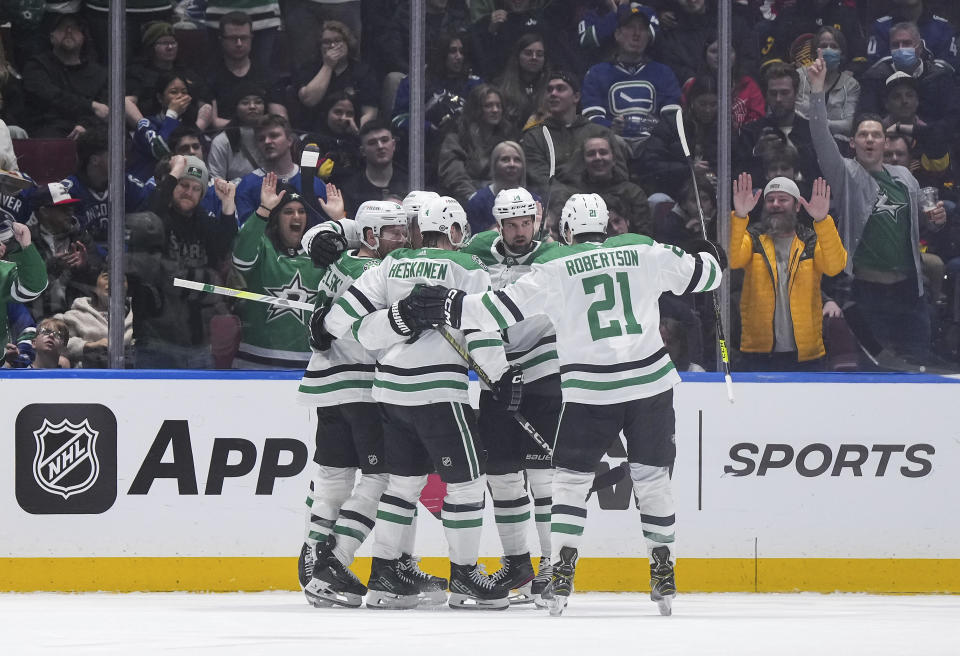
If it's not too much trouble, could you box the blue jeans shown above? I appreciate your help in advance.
[853,278,930,360]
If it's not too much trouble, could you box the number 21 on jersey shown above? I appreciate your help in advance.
[582,272,643,341]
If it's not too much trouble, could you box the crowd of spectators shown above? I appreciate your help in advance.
[2,0,960,373]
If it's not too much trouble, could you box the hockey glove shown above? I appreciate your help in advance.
[308,230,348,268]
[388,295,440,337]
[493,365,524,413]
[407,284,465,329]
[309,304,335,351]
[688,239,727,271]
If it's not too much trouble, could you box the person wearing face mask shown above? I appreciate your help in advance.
[857,22,960,134]
[867,0,958,68]
[795,27,860,143]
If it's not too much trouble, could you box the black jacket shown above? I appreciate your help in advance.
[22,52,107,137]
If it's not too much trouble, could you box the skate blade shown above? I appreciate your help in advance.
[416,589,449,605]
[547,595,567,616]
[533,594,548,609]
[508,582,535,605]
[304,579,364,608]
[448,592,510,610]
[365,590,419,610]
[655,594,674,616]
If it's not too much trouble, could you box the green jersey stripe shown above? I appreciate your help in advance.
[376,510,414,525]
[467,338,503,351]
[373,379,469,392]
[452,403,480,479]
[335,296,361,319]
[333,525,366,542]
[441,518,484,529]
[535,513,551,522]
[642,529,676,543]
[518,350,558,370]
[561,362,676,391]
[551,523,585,535]
[481,294,510,330]
[702,259,717,291]
[494,511,531,524]
[298,380,374,394]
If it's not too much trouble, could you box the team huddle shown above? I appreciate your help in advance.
[293,187,722,616]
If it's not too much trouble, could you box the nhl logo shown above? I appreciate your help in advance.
[32,418,101,499]
[441,456,452,467]
[368,454,379,465]
[16,403,118,514]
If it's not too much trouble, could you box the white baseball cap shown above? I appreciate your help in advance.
[763,176,801,201]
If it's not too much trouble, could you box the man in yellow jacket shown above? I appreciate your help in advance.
[730,172,847,370]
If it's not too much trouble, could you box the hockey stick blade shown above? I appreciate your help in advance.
[537,124,557,241]
[173,278,315,311]
[669,105,691,158]
[588,461,630,495]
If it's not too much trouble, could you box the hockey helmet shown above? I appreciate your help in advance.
[560,193,608,244]
[419,195,469,248]
[492,187,537,226]
[401,190,440,223]
[355,200,407,250]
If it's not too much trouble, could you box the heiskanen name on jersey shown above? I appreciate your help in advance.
[325,247,507,407]
[457,232,721,404]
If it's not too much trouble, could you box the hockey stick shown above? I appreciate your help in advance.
[299,142,321,214]
[435,325,553,457]
[535,124,556,241]
[662,104,735,403]
[173,278,316,311]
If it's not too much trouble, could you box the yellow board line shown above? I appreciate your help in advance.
[3,558,960,593]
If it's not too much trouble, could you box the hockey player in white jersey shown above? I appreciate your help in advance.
[461,187,561,605]
[405,193,723,616]
[401,190,439,249]
[297,200,446,608]
[325,195,523,610]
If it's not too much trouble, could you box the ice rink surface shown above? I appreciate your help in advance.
[2,592,959,655]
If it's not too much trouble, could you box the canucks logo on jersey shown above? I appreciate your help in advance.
[262,270,318,323]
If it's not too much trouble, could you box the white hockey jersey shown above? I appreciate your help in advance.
[325,247,509,406]
[457,233,722,405]
[462,230,560,387]
[297,250,382,406]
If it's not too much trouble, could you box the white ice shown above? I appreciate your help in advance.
[2,592,959,656]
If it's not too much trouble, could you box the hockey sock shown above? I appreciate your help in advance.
[372,474,427,561]
[398,507,418,555]
[487,472,531,556]
[332,472,388,566]
[630,463,676,561]
[304,466,356,545]
[442,477,487,566]
[526,468,554,559]
[550,468,593,562]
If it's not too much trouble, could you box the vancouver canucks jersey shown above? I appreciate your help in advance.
[325,247,508,406]
[232,216,323,369]
[457,233,721,405]
[462,230,559,386]
[297,250,381,406]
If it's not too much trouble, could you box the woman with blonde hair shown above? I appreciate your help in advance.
[465,140,540,233]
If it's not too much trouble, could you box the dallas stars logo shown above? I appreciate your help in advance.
[872,191,906,225]
[262,270,318,323]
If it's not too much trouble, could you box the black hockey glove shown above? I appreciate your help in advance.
[309,303,334,351]
[493,365,523,413]
[388,295,441,337]
[309,230,348,268]
[688,239,727,271]
[407,284,465,329]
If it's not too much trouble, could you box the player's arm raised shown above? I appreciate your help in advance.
[655,241,723,296]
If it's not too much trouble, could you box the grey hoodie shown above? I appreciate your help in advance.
[808,91,923,296]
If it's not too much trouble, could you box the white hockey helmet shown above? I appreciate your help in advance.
[401,190,440,222]
[560,193,608,244]
[419,195,469,248]
[492,187,537,226]
[355,200,407,250]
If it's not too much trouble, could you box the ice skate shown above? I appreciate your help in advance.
[531,557,553,608]
[304,538,367,608]
[398,553,448,605]
[541,546,577,617]
[650,546,676,616]
[365,557,420,610]
[488,553,535,605]
[448,563,510,610]
[299,541,333,607]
